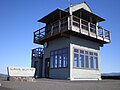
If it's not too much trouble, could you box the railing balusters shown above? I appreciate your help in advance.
[34,15,110,44]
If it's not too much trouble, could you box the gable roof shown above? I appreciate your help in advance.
[70,1,92,12]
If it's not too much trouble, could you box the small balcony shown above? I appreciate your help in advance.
[32,47,44,59]
[34,15,110,45]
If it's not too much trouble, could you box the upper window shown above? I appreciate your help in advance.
[73,48,98,70]
[50,47,68,68]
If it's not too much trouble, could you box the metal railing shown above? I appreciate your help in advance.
[32,47,44,59]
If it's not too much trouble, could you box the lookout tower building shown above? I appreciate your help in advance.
[31,2,110,80]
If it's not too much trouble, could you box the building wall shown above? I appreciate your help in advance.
[70,35,101,80]
[31,57,43,78]
[43,37,70,79]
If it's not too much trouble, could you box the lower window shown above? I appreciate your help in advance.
[50,48,68,68]
[73,48,98,69]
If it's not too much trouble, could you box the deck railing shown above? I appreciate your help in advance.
[34,15,110,44]
[32,47,44,59]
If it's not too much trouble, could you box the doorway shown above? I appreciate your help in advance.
[44,58,50,78]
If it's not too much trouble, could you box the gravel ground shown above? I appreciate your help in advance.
[0,79,120,90]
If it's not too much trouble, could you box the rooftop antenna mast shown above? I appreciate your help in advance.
[68,0,72,7]
[68,0,72,14]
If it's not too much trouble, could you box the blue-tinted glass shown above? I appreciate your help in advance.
[94,53,98,57]
[50,56,54,68]
[58,50,62,54]
[90,52,93,55]
[74,54,78,67]
[85,56,89,68]
[94,57,98,69]
[50,51,54,55]
[80,50,84,54]
[63,54,67,67]
[55,51,58,55]
[63,48,68,53]
[85,51,88,54]
[90,56,94,68]
[74,49,78,53]
[54,55,57,68]
[58,55,62,67]
[80,55,84,68]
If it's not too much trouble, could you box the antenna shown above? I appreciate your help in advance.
[68,0,72,7]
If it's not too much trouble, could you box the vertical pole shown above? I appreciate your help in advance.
[59,10,61,32]
[96,22,98,38]
[88,22,90,35]
[70,15,73,30]
[51,24,53,36]
[102,28,104,40]
[80,18,82,32]
[80,12,82,33]
[68,16,70,30]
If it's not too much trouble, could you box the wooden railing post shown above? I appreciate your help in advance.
[96,23,98,38]
[51,24,53,36]
[68,16,70,30]
[108,31,110,40]
[59,20,61,32]
[88,22,90,35]
[102,28,104,40]
[70,15,73,30]
[80,18,82,32]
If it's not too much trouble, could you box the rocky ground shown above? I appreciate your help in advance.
[0,78,120,90]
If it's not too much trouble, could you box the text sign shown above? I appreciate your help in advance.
[8,66,35,77]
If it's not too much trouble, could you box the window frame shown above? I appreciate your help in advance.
[50,47,68,69]
[73,47,99,70]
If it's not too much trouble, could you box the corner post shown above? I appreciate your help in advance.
[96,22,98,38]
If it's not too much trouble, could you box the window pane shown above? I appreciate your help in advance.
[63,54,67,67]
[58,55,62,67]
[58,50,62,54]
[54,55,58,68]
[63,48,68,53]
[94,53,98,57]
[55,51,58,55]
[85,56,89,68]
[80,55,84,68]
[50,56,54,68]
[90,56,94,68]
[74,54,78,67]
[74,49,78,53]
[80,50,84,54]
[90,52,93,55]
[85,51,88,55]
[50,51,54,55]
[94,57,98,69]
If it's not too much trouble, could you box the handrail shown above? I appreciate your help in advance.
[32,47,44,58]
[34,15,110,43]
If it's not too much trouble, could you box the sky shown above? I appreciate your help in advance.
[0,0,120,74]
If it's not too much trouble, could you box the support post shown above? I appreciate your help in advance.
[59,20,61,32]
[88,22,90,35]
[80,12,82,33]
[80,18,82,32]
[59,10,61,32]
[96,22,98,38]
[51,24,53,36]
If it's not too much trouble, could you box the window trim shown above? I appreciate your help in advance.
[50,47,68,69]
[73,47,99,70]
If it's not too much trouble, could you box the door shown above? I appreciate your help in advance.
[44,58,50,78]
